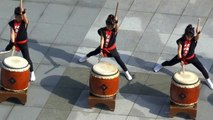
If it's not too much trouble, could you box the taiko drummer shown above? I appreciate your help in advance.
[5,1,35,81]
[154,18,213,89]
[79,14,133,81]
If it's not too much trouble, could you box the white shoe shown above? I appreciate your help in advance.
[125,71,133,81]
[153,64,163,72]
[78,56,88,63]
[206,78,213,90]
[30,71,36,82]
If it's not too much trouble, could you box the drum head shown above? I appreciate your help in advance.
[92,61,118,76]
[3,56,29,69]
[173,71,199,85]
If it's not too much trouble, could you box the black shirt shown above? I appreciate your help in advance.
[98,27,117,48]
[176,36,197,57]
[9,20,28,42]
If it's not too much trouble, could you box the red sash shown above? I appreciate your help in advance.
[103,44,116,57]
[14,40,28,51]
[182,54,195,65]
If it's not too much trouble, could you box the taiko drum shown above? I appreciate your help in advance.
[170,71,200,106]
[89,61,119,97]
[1,56,30,92]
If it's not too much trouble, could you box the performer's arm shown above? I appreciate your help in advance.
[100,36,104,53]
[195,18,200,41]
[115,16,119,34]
[20,0,29,26]
[10,28,16,43]
[178,43,182,59]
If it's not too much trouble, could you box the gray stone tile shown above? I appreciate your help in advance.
[39,3,73,24]
[24,2,47,22]
[80,27,101,48]
[103,0,134,10]
[37,108,70,120]
[119,73,149,94]
[25,85,53,107]
[41,44,77,66]
[183,0,213,17]
[130,0,161,12]
[101,93,138,115]
[32,64,66,87]
[146,13,180,34]
[119,11,153,34]
[200,82,213,101]
[7,106,42,120]
[72,90,101,112]
[51,0,78,5]
[135,32,170,53]
[66,6,101,27]
[0,0,18,19]
[117,11,153,51]
[17,42,51,64]
[202,18,213,38]
[210,9,213,18]
[197,100,213,120]
[25,0,51,3]
[58,67,90,89]
[0,104,13,120]
[67,111,99,120]
[196,37,213,58]
[162,34,180,55]
[29,23,62,43]
[44,87,82,111]
[54,24,89,46]
[97,113,127,120]
[127,52,160,73]
[127,116,155,120]
[157,0,188,15]
[129,95,167,118]
[77,0,106,8]
[0,19,8,35]
[143,74,171,97]
[173,16,206,35]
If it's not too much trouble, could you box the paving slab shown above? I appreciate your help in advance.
[130,0,161,13]
[77,0,106,8]
[41,44,77,66]
[37,108,70,120]
[96,113,127,120]
[183,0,213,17]
[0,0,18,19]
[129,95,167,118]
[67,111,99,120]
[0,104,13,120]
[29,23,62,43]
[135,32,170,53]
[66,6,101,27]
[202,18,213,38]
[54,24,89,46]
[7,106,42,120]
[127,116,156,120]
[103,0,134,11]
[157,0,188,15]
[197,100,213,120]
[39,3,73,24]
[146,13,180,34]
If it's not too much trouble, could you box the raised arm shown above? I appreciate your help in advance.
[195,18,200,41]
[114,16,119,34]
[20,0,29,25]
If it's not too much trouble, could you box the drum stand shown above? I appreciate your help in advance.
[169,102,197,120]
[0,87,27,105]
[88,93,116,111]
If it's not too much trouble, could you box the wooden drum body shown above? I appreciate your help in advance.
[89,61,119,97]
[1,56,30,92]
[170,71,200,106]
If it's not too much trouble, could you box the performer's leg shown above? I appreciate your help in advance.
[18,43,36,81]
[190,57,213,89]
[154,55,181,72]
[79,46,100,63]
[112,50,132,80]
[5,41,13,51]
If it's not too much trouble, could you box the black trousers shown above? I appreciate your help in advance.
[87,46,128,71]
[162,55,209,79]
[6,42,34,72]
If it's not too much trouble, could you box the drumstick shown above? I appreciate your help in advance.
[115,2,119,17]
[11,49,15,56]
[182,65,185,73]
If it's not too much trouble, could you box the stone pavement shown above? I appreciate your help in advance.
[0,0,213,120]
